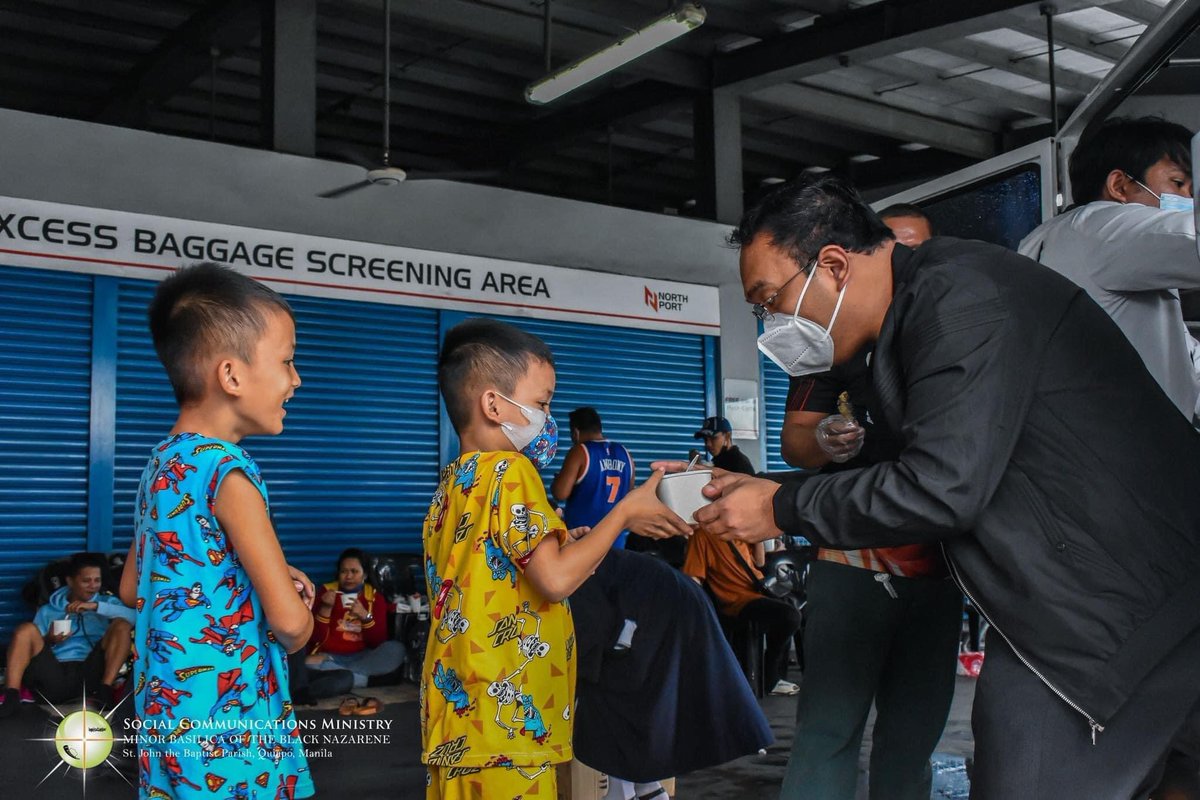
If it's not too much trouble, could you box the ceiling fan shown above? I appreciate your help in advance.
[318,0,498,199]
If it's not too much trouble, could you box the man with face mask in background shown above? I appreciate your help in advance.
[1020,116,1200,422]
[769,203,960,800]
[679,174,1200,800]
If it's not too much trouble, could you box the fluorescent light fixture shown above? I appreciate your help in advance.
[778,12,817,32]
[716,34,758,54]
[525,4,706,105]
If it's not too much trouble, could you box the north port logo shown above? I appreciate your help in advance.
[644,287,688,313]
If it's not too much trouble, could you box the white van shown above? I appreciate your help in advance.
[879,0,1200,323]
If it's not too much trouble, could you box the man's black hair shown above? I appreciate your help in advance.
[67,552,106,578]
[438,318,555,435]
[148,262,294,406]
[730,174,895,269]
[336,547,370,581]
[1069,116,1194,205]
[569,407,602,435]
[878,203,934,233]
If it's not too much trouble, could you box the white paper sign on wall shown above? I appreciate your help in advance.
[723,378,759,439]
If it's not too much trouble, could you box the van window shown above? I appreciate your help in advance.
[920,165,1042,250]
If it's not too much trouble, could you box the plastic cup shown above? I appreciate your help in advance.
[51,618,71,637]
[656,469,714,523]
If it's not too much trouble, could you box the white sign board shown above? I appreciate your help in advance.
[723,378,759,439]
[0,195,720,335]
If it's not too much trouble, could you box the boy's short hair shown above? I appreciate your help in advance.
[569,407,602,434]
[1069,116,1194,204]
[148,262,294,405]
[439,318,555,434]
[67,552,106,578]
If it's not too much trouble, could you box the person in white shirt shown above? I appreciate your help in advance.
[1019,116,1200,423]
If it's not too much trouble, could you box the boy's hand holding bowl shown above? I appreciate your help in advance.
[618,469,694,540]
[650,460,785,545]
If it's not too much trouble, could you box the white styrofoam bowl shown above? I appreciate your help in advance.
[656,469,713,523]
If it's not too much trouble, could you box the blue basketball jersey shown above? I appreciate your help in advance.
[565,440,633,546]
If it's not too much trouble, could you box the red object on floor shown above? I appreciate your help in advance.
[958,651,985,678]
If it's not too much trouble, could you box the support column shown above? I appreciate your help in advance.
[261,0,317,156]
[696,89,764,469]
[694,88,744,224]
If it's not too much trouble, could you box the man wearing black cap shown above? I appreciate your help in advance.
[696,416,755,476]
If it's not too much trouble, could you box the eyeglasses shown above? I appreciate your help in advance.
[752,266,807,322]
[1125,172,1159,199]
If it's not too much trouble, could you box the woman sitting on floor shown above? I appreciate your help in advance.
[307,548,405,691]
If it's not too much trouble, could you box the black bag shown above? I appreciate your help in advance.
[728,543,792,599]
[21,558,74,610]
[757,574,793,599]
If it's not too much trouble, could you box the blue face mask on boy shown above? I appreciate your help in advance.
[1158,192,1196,214]
[1127,173,1196,214]
[497,393,559,470]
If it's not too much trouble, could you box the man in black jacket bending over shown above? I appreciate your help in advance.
[691,174,1200,798]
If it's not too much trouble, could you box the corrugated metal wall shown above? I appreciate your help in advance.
[0,269,715,642]
[762,354,791,472]
[111,280,440,584]
[253,294,439,573]
[112,280,174,554]
[0,265,93,635]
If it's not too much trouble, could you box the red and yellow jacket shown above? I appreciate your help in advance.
[309,581,388,655]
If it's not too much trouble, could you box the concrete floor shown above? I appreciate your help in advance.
[675,675,977,800]
[0,676,978,799]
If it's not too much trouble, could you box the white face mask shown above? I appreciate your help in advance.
[1128,175,1195,214]
[757,267,847,377]
[497,393,545,450]
[496,393,559,469]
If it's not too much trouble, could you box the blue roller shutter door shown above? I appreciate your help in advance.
[0,265,93,635]
[465,314,712,484]
[762,354,791,472]
[112,279,439,582]
[252,295,439,570]
[112,281,176,553]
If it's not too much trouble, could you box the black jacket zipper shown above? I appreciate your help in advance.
[941,542,1105,745]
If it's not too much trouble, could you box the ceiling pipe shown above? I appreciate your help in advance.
[1042,3,1060,135]
[543,0,553,74]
